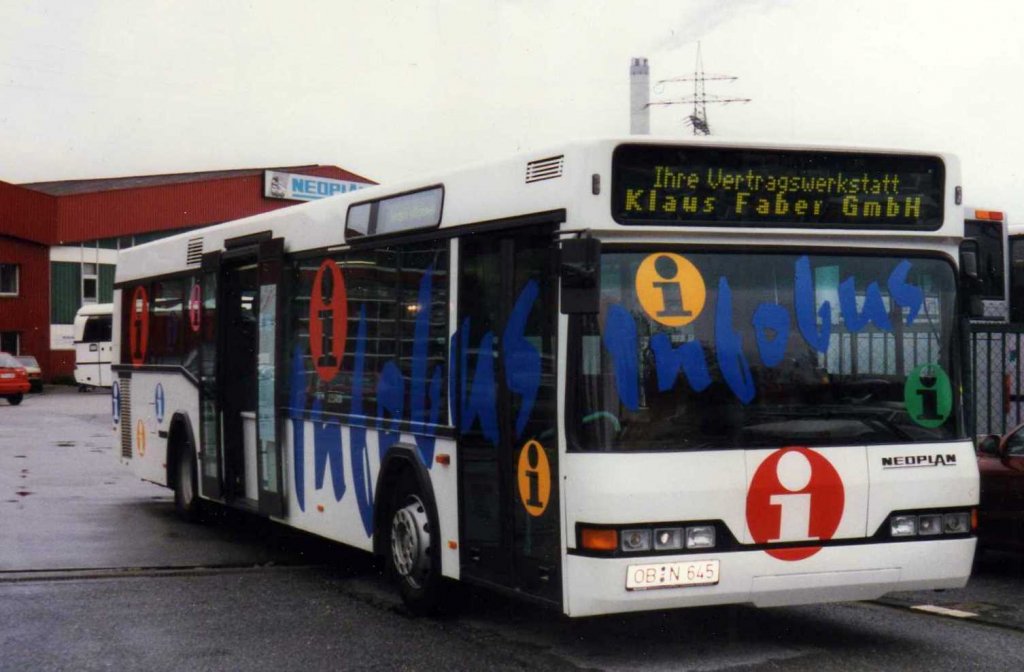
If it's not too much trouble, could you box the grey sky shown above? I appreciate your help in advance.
[1,0,1021,217]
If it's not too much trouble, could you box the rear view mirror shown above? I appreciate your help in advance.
[560,236,601,314]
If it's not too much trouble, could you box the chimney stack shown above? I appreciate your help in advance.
[630,57,650,135]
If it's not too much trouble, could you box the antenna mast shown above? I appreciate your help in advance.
[647,42,750,135]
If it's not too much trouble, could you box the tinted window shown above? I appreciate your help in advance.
[83,315,112,343]
[965,219,1005,299]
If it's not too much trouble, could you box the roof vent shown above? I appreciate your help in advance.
[186,237,204,265]
[525,155,564,183]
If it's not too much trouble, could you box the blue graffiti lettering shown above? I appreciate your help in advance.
[289,344,307,512]
[377,362,404,459]
[604,257,923,406]
[350,305,374,536]
[752,303,790,367]
[839,276,892,332]
[650,333,711,392]
[452,319,501,444]
[714,277,756,404]
[311,397,345,502]
[887,259,923,325]
[411,268,443,465]
[794,255,832,353]
[604,304,640,411]
[503,280,541,438]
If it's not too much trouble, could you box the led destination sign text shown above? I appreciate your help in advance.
[612,145,945,230]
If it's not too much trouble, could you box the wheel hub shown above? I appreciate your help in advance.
[390,496,431,588]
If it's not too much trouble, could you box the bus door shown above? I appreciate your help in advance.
[456,223,561,605]
[201,239,286,515]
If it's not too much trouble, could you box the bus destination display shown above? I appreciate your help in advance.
[612,145,945,230]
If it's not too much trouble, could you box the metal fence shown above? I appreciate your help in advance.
[969,322,1024,437]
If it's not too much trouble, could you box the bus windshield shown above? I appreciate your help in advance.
[572,250,961,451]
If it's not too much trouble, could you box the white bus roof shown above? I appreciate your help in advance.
[115,137,961,284]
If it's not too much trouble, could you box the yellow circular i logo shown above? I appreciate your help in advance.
[136,419,147,457]
[635,253,706,327]
[517,440,551,517]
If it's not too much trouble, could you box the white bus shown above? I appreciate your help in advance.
[74,303,113,389]
[114,138,978,617]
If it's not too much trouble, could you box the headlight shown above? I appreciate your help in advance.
[917,514,943,536]
[891,515,917,537]
[653,528,683,551]
[943,512,971,534]
[621,529,651,552]
[685,525,716,549]
[888,510,972,537]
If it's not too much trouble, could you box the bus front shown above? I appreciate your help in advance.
[561,141,977,616]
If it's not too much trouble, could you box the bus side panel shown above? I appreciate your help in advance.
[280,420,461,579]
[118,372,199,488]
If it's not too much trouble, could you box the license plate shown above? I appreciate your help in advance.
[626,560,720,590]
[0,373,14,379]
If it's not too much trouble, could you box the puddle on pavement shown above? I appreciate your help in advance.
[55,441,76,447]
[15,490,32,497]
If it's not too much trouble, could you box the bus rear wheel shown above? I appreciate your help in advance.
[173,444,201,522]
[6,394,22,406]
[387,487,447,615]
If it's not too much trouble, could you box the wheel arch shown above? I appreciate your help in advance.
[165,412,197,491]
[372,444,439,558]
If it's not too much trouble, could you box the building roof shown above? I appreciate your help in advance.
[21,164,375,196]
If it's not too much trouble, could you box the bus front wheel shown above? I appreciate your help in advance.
[173,444,201,522]
[386,486,447,615]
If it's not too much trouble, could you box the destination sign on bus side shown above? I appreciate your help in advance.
[611,145,945,230]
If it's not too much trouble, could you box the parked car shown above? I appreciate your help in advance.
[15,355,42,393]
[976,427,1024,552]
[0,352,31,405]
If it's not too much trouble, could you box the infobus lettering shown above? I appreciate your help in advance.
[604,255,924,406]
[287,268,541,537]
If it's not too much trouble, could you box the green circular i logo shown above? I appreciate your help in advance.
[904,363,952,428]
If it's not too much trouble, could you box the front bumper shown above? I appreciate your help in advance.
[563,537,975,617]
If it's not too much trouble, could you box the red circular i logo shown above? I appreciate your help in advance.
[129,285,150,368]
[746,446,845,561]
[309,259,348,382]
[188,283,202,333]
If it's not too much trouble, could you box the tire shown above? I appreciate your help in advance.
[173,444,202,522]
[386,482,449,615]
[7,394,23,406]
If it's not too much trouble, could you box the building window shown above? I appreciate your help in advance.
[0,332,19,354]
[0,264,18,296]
[82,263,98,303]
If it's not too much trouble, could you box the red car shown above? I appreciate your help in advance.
[976,426,1024,552]
[0,352,31,405]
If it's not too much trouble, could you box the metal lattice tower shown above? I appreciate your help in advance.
[647,43,750,135]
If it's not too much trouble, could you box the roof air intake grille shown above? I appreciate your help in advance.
[525,155,564,183]
[186,237,204,265]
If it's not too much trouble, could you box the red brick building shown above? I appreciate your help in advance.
[0,165,374,381]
